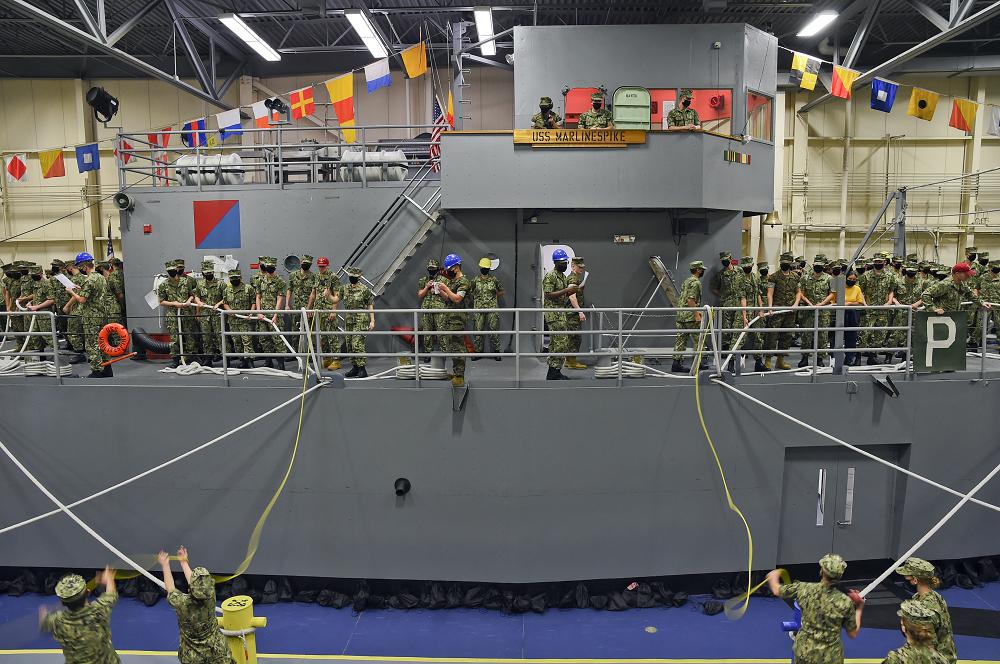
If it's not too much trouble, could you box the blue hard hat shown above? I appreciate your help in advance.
[552,248,569,262]
[443,253,462,269]
[75,252,94,264]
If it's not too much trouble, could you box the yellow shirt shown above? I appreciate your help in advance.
[844,284,864,305]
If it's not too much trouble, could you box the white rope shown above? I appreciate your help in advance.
[0,437,165,590]
[0,382,327,536]
[712,379,1000,513]
[159,362,306,379]
[860,456,1000,597]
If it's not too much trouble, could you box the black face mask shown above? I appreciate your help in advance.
[968,254,977,262]
[722,259,731,266]
[759,269,768,277]
[780,262,791,272]
[847,278,857,285]
[428,268,437,276]
[592,102,601,110]
[167,269,178,278]
[682,99,691,108]
[301,263,311,271]
[813,265,824,273]
[3,271,15,279]
[480,267,490,275]
[230,278,240,286]
[51,267,60,275]
[856,267,866,274]
[31,274,41,281]
[905,270,917,278]
[922,268,931,274]
[446,269,457,278]
[204,273,214,281]
[831,267,842,276]
[263,266,275,274]
[742,266,752,274]
[873,262,884,270]
[540,105,552,114]
[992,268,1000,274]
[555,261,568,273]
[18,270,27,278]
[798,261,807,269]
[349,276,360,284]
[980,259,989,266]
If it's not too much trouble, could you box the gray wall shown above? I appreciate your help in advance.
[441,132,773,213]
[0,377,997,582]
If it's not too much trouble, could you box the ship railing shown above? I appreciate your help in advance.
[203,304,956,387]
[116,124,444,191]
[0,311,63,384]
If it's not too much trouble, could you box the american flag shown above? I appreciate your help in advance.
[106,221,114,258]
[429,96,449,173]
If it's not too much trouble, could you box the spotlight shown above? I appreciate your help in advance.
[86,86,119,124]
[264,97,289,122]
[394,478,411,496]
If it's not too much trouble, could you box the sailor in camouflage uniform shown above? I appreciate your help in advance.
[40,568,119,664]
[564,256,587,369]
[175,258,203,359]
[67,253,112,377]
[108,257,126,326]
[889,263,923,358]
[882,599,951,664]
[417,258,446,358]
[768,554,864,664]
[96,261,122,326]
[21,264,55,360]
[895,558,957,664]
[221,268,255,369]
[435,254,471,386]
[159,261,192,368]
[666,89,701,130]
[470,256,505,359]
[4,261,28,340]
[766,252,801,370]
[194,260,226,366]
[158,547,234,664]
[531,96,563,129]
[64,261,86,355]
[314,257,342,370]
[860,252,898,365]
[796,257,834,367]
[287,254,318,358]
[542,249,578,380]
[921,263,987,315]
[672,260,706,373]
[976,259,1000,347]
[716,251,744,351]
[337,266,375,378]
[255,256,287,369]
[740,257,769,372]
[49,259,71,340]
[577,92,614,129]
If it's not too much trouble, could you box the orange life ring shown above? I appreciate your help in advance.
[98,323,130,356]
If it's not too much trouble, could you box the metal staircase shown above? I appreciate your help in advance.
[340,158,443,296]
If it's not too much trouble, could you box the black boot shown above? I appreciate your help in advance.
[87,369,110,378]
[274,357,286,370]
[471,355,482,361]
[865,353,878,365]
[264,358,274,369]
[345,364,360,378]
[816,357,826,367]
[102,365,114,377]
[168,357,181,369]
[797,356,810,368]
[240,359,251,369]
[754,359,768,372]
[546,366,567,380]
[894,351,906,359]
[201,355,214,367]
[671,359,689,373]
[882,353,894,364]
[355,365,367,378]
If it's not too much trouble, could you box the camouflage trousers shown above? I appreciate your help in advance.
[969,308,1000,347]
[799,310,832,360]
[82,312,108,372]
[720,309,746,350]
[859,311,892,351]
[105,302,123,327]
[180,312,202,355]
[545,313,569,369]
[26,308,53,359]
[673,319,700,361]
[474,311,502,354]
[795,309,813,343]
[437,313,467,377]
[419,309,443,354]
[766,311,797,352]
[198,311,221,357]
[318,309,342,360]
[566,313,583,354]
[792,635,845,664]
[66,313,83,351]
[227,318,254,360]
[344,313,369,366]
[165,309,183,358]
[964,303,980,343]
[257,315,287,357]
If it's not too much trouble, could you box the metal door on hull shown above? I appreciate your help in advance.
[778,445,903,565]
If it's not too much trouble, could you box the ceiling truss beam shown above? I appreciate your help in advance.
[843,0,882,68]
[72,0,106,42]
[106,0,162,47]
[165,0,216,98]
[907,0,949,31]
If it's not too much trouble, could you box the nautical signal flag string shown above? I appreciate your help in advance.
[325,73,357,143]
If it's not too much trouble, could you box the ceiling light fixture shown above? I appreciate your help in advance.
[474,6,496,57]
[219,14,281,61]
[796,11,838,37]
[345,9,389,59]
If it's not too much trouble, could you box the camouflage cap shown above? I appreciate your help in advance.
[189,567,214,600]
[934,266,951,277]
[427,258,440,269]
[590,92,603,103]
[780,252,794,261]
[813,253,828,261]
[201,260,214,271]
[965,246,978,253]
[978,250,990,259]
[679,88,693,99]
[896,557,936,578]
[174,258,186,266]
[228,268,242,278]
[257,256,266,264]
[892,255,904,263]
[301,254,314,263]
[96,260,110,270]
[719,251,732,259]
[110,257,123,266]
[261,257,277,267]
[165,260,177,270]
[571,256,585,266]
[539,96,553,107]
[55,573,88,601]
[50,258,65,267]
[757,262,769,269]
[191,566,211,579]
[898,598,937,626]
[906,253,918,261]
[346,266,363,277]
[904,262,918,270]
[740,256,754,266]
[991,259,1000,267]
[689,260,705,270]
[813,258,827,267]
[819,553,847,579]
[28,264,42,275]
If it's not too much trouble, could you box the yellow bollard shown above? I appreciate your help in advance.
[218,595,267,664]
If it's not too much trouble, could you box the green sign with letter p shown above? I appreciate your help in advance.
[913,311,967,372]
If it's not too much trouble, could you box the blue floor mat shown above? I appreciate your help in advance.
[1,591,998,660]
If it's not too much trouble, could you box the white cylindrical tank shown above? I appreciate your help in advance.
[176,153,245,186]
[338,150,408,182]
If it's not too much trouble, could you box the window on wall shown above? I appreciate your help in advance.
[746,92,773,143]
[650,88,732,134]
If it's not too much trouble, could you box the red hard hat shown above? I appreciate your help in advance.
[953,262,973,274]
[317,257,330,267]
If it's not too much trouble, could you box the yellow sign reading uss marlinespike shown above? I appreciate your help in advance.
[513,129,647,147]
